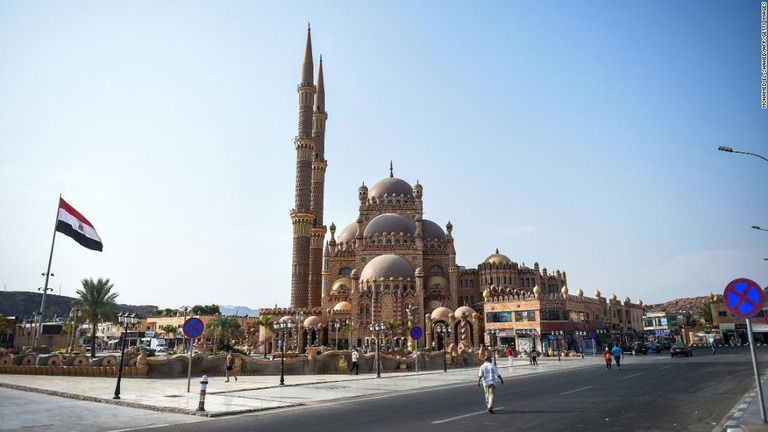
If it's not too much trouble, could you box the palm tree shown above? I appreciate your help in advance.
[73,277,118,358]
[253,315,274,358]
[160,324,177,338]
[204,315,242,353]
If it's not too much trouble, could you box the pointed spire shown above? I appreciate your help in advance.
[301,24,314,86]
[389,161,393,178]
[314,55,325,112]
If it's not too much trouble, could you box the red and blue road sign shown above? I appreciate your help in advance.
[723,278,765,318]
[410,326,423,340]
[183,317,205,338]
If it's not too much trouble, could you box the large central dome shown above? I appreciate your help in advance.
[364,213,415,237]
[369,177,413,198]
[359,254,415,281]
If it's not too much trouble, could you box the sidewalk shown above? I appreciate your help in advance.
[723,372,768,432]
[0,356,589,417]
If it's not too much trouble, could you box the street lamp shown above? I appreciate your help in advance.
[369,322,385,378]
[485,329,499,365]
[435,323,452,372]
[178,306,190,352]
[35,284,54,348]
[273,319,295,385]
[552,330,564,362]
[333,320,341,350]
[718,146,768,163]
[575,331,587,359]
[113,312,138,400]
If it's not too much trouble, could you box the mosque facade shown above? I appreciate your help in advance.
[257,28,645,356]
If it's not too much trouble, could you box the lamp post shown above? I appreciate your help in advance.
[369,322,384,378]
[435,323,452,372]
[35,283,54,348]
[575,331,587,359]
[113,312,138,400]
[485,329,499,365]
[552,330,564,362]
[718,146,768,163]
[346,318,354,350]
[334,320,340,350]
[274,319,294,385]
[178,306,190,352]
[68,307,79,353]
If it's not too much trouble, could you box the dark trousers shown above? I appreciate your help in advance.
[350,361,359,374]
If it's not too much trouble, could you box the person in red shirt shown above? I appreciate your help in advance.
[604,349,613,371]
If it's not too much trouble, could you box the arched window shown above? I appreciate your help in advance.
[339,267,353,275]
[428,265,444,274]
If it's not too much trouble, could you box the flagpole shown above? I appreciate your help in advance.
[36,194,61,348]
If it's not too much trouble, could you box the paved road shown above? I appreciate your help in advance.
[2,347,768,431]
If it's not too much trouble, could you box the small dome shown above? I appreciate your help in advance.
[426,300,442,310]
[624,296,631,304]
[422,219,446,240]
[561,286,569,295]
[431,306,452,321]
[638,299,644,307]
[533,285,541,298]
[364,213,416,237]
[425,276,449,290]
[610,293,617,301]
[337,222,358,243]
[304,316,322,327]
[455,306,476,319]
[370,176,413,198]
[278,316,295,323]
[482,288,490,299]
[359,254,414,281]
[484,248,512,265]
[577,288,584,297]
[333,301,352,312]
[594,290,601,298]
[331,278,352,294]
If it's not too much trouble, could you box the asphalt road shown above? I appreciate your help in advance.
[145,346,759,432]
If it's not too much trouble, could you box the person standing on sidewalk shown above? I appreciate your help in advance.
[225,351,238,382]
[530,348,538,366]
[506,346,514,366]
[477,356,504,414]
[611,344,622,370]
[350,348,360,374]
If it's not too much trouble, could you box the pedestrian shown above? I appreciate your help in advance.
[710,340,716,355]
[506,346,514,366]
[611,344,622,370]
[477,356,504,414]
[604,348,612,370]
[225,350,237,382]
[350,348,360,375]
[530,347,538,366]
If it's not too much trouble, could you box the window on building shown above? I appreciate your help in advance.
[339,267,353,275]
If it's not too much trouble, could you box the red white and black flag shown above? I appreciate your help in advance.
[56,197,103,251]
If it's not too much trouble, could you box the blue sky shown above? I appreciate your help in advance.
[1,1,766,314]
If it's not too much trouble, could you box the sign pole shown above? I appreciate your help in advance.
[187,338,193,393]
[746,318,767,423]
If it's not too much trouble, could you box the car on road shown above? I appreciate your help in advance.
[627,342,649,355]
[646,342,663,353]
[659,341,672,351]
[670,343,692,357]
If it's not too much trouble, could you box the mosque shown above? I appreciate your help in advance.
[257,28,644,357]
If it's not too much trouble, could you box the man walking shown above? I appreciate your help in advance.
[611,344,622,370]
[477,356,504,414]
[350,348,360,375]
[506,346,514,366]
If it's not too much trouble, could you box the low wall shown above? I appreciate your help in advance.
[0,350,484,378]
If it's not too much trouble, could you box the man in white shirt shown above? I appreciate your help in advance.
[476,356,504,413]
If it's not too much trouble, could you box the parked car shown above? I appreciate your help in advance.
[629,342,648,355]
[646,342,663,353]
[659,341,672,351]
[670,343,693,357]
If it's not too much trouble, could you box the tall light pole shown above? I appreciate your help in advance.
[552,330,564,362]
[486,329,498,365]
[718,146,768,163]
[178,306,190,352]
[274,319,294,385]
[113,312,138,400]
[369,322,384,378]
[435,323,451,372]
[333,320,340,350]
[35,276,54,348]
[575,331,586,359]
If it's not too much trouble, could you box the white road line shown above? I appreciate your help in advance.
[432,406,506,424]
[108,425,172,432]
[621,373,642,379]
[560,386,593,395]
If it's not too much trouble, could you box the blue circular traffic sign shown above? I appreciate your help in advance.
[183,317,205,338]
[723,278,765,318]
[410,326,423,340]
[588,331,596,339]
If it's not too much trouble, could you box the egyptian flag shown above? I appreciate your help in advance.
[56,198,103,251]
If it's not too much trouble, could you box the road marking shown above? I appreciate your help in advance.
[621,373,642,380]
[108,425,172,432]
[560,386,593,395]
[432,406,506,424]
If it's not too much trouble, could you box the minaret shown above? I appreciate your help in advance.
[290,25,317,309]
[309,55,328,308]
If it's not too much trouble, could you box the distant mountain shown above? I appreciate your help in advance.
[219,305,260,317]
[645,296,711,313]
[0,291,155,321]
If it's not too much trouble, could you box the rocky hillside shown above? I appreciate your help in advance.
[0,291,156,321]
[645,296,712,313]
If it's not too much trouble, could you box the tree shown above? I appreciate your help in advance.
[192,304,221,316]
[160,324,178,338]
[253,315,274,358]
[204,315,242,353]
[693,302,713,328]
[73,278,118,358]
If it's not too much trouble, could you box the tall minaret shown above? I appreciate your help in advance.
[290,25,317,309]
[308,55,328,308]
